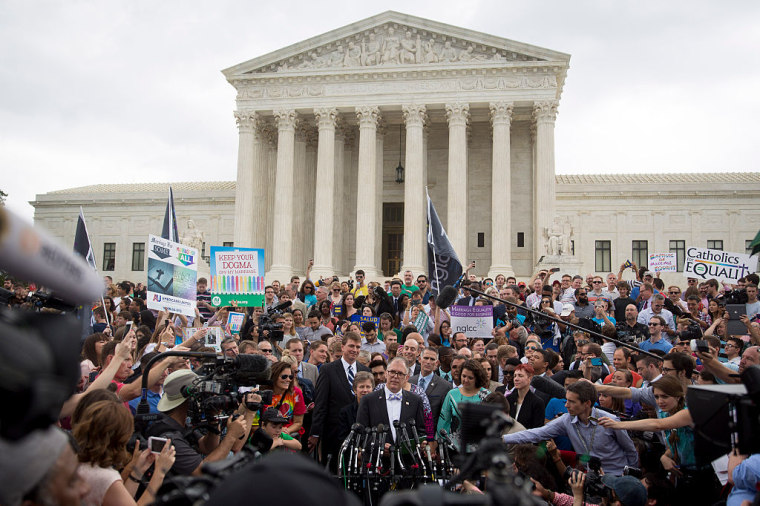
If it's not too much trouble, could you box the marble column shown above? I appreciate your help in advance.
[374,121,385,275]
[233,110,258,248]
[445,103,470,261]
[353,106,382,278]
[264,125,277,272]
[291,124,308,275]
[311,108,338,278]
[401,104,427,275]
[303,130,318,269]
[533,101,558,263]
[268,109,298,281]
[334,124,346,274]
[488,102,515,278]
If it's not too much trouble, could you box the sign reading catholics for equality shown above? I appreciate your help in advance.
[684,247,758,284]
[209,246,265,307]
[146,234,198,317]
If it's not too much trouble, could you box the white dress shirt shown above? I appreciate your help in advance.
[385,386,403,441]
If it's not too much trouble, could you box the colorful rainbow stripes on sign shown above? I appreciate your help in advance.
[209,275,265,294]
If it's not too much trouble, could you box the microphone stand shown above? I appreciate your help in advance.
[406,419,428,481]
[466,287,663,360]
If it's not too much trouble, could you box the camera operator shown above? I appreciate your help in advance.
[146,369,254,476]
[531,470,647,506]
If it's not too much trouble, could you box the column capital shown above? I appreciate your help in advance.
[356,106,381,127]
[314,107,339,129]
[489,102,514,126]
[376,118,387,138]
[445,103,470,127]
[234,109,259,133]
[402,104,427,127]
[274,109,298,131]
[533,100,558,123]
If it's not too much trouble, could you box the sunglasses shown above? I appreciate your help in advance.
[280,374,294,380]
[592,281,602,284]
[260,348,273,353]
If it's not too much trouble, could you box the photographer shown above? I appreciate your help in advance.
[146,369,254,476]
[532,471,647,506]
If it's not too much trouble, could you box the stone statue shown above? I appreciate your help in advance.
[344,41,361,67]
[458,45,475,62]
[181,219,204,253]
[423,38,438,63]
[363,32,381,66]
[544,216,573,256]
[381,27,401,64]
[439,40,458,62]
[399,31,419,64]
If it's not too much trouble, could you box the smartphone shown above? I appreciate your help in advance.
[164,319,170,328]
[147,436,168,454]
[549,267,560,273]
[125,321,133,332]
[590,357,603,367]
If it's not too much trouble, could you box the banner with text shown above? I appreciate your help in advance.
[146,234,198,317]
[209,246,265,307]
[649,253,677,272]
[684,247,758,284]
[449,305,494,339]
[349,315,380,337]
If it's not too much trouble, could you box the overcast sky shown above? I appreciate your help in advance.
[2,1,759,220]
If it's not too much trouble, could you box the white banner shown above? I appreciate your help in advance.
[146,234,198,317]
[649,253,677,272]
[683,247,758,284]
[449,305,494,339]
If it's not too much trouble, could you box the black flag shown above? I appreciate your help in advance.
[427,191,462,296]
[74,207,97,270]
[161,187,179,242]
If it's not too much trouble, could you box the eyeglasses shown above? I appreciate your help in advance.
[592,281,602,284]
[526,346,540,351]
[648,323,661,326]
[661,367,677,373]
[387,370,406,377]
[725,343,739,348]
[669,291,680,295]
[280,374,294,380]
[260,348,273,353]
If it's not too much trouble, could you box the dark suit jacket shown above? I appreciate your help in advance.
[310,359,369,445]
[356,389,426,445]
[409,373,452,423]
[409,362,421,377]
[337,402,359,443]
[506,389,546,430]
[456,296,475,306]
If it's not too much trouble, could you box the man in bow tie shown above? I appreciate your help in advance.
[357,357,427,448]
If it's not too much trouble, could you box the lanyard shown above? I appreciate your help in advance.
[573,409,598,457]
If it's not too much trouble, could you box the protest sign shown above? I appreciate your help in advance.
[209,246,265,307]
[648,253,677,272]
[349,314,380,337]
[449,305,493,339]
[205,327,223,352]
[684,247,758,284]
[413,311,430,333]
[146,234,198,317]
[227,312,245,334]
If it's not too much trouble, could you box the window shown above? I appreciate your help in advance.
[707,240,723,251]
[747,240,754,255]
[103,243,116,271]
[517,232,524,248]
[595,240,611,272]
[669,240,686,272]
[131,243,145,271]
[223,242,234,247]
[632,240,648,269]
[477,233,484,248]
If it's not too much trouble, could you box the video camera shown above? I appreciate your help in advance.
[563,456,608,500]
[257,301,291,342]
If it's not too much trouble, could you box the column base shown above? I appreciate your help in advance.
[488,265,515,280]
[352,265,382,283]
[400,264,426,279]
[535,256,584,277]
[266,264,294,285]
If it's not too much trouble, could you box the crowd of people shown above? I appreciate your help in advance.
[3,260,760,506]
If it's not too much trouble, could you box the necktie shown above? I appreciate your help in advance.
[298,364,303,379]
[419,376,428,392]
[347,364,355,389]
[388,392,402,401]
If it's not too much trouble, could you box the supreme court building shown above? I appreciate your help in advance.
[31,12,760,284]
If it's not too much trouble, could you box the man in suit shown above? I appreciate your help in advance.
[356,357,427,451]
[410,347,452,423]
[401,337,422,377]
[456,281,477,306]
[286,338,318,385]
[308,332,369,471]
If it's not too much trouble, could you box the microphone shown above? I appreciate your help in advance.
[339,423,363,479]
[375,423,387,470]
[268,300,292,313]
[408,418,428,475]
[341,423,364,452]
[435,285,458,310]
[355,427,371,474]
[0,207,104,305]
[366,427,378,474]
[402,420,424,473]
[229,353,272,383]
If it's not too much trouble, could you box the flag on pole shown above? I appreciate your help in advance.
[161,187,179,242]
[427,191,462,296]
[74,207,97,269]
[750,229,760,257]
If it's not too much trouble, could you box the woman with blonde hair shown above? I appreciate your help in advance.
[73,400,175,505]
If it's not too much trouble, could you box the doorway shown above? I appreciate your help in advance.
[382,203,403,276]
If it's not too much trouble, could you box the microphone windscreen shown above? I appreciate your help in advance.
[233,353,271,384]
[436,286,458,309]
[374,285,387,300]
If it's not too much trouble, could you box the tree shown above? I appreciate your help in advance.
[0,189,6,205]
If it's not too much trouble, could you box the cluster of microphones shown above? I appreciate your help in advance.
[337,421,461,495]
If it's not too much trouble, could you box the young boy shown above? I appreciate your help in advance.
[252,408,302,453]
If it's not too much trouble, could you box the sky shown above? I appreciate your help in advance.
[2,1,759,220]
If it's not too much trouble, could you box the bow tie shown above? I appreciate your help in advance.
[387,392,402,401]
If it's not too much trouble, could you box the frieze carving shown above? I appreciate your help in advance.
[250,23,541,74]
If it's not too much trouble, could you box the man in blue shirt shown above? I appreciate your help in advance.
[638,316,673,354]
[504,380,638,475]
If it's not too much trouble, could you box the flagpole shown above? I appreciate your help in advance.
[80,206,109,326]
[425,187,440,294]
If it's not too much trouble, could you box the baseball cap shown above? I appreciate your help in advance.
[643,271,654,278]
[157,369,198,412]
[560,303,574,316]
[601,475,647,506]
[261,407,288,424]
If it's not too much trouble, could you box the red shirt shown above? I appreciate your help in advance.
[603,369,643,388]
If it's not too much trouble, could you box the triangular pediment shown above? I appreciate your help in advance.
[223,11,570,77]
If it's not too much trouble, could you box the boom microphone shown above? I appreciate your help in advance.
[435,285,458,310]
[268,300,292,313]
[230,353,271,384]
